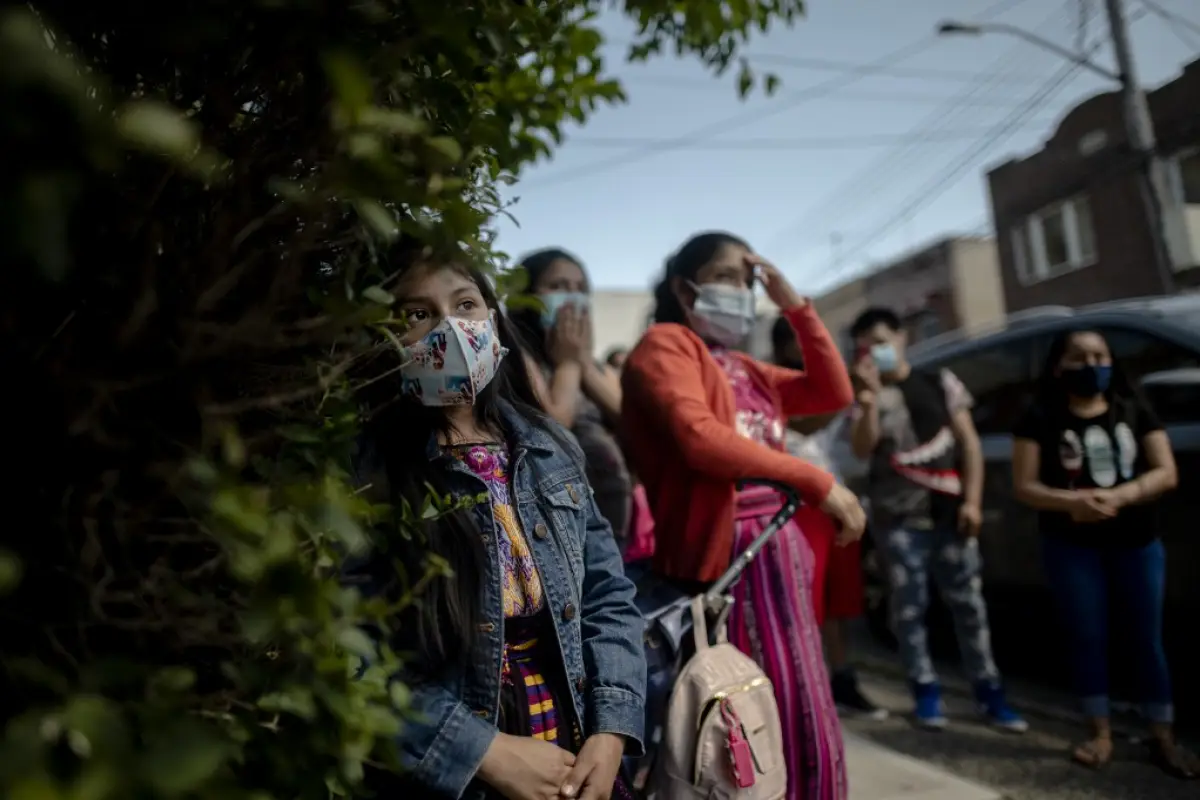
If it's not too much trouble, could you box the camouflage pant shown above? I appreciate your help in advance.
[875,525,1000,686]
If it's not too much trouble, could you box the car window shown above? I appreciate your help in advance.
[1142,380,1200,425]
[935,337,1037,436]
[1100,326,1200,383]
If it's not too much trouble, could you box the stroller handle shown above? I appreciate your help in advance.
[734,478,801,507]
[705,478,802,603]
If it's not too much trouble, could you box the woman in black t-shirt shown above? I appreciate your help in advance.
[1012,329,1194,779]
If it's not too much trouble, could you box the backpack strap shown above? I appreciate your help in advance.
[690,596,711,654]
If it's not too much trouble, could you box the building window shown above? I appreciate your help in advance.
[1169,148,1200,205]
[1009,195,1097,285]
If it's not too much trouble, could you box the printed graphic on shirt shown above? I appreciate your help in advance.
[866,369,973,527]
[1058,429,1084,487]
[1114,422,1137,480]
[1083,425,1117,488]
[1060,422,1137,489]
[889,424,961,496]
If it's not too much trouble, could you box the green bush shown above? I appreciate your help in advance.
[0,2,803,798]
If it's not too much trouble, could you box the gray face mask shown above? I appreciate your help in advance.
[688,282,756,347]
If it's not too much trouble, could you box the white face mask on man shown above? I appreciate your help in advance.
[687,282,756,347]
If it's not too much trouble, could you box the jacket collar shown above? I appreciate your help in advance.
[423,399,558,461]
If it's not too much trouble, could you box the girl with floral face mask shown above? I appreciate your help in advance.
[351,259,645,800]
[620,231,866,800]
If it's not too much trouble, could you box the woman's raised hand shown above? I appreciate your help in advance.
[547,304,589,366]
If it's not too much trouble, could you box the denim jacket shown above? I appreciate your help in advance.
[351,401,646,799]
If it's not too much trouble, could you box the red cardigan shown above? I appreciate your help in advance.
[620,303,854,584]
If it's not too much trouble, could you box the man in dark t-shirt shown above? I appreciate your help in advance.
[848,307,1027,733]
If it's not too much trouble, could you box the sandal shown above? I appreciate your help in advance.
[1148,738,1199,780]
[1071,736,1114,770]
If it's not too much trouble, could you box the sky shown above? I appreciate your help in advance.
[491,0,1199,296]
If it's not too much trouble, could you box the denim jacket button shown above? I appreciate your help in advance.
[534,523,549,540]
[474,709,488,718]
[567,484,579,503]
[562,603,577,621]
[574,676,586,692]
[478,622,495,633]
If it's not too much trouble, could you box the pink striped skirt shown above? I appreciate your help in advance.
[724,487,847,800]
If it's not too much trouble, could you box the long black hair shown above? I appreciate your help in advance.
[1034,327,1148,422]
[507,247,587,366]
[652,231,750,325]
[358,257,549,674]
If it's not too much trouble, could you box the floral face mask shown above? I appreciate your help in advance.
[399,311,508,406]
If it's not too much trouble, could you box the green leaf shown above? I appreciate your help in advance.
[139,718,232,795]
[336,627,376,659]
[362,285,394,305]
[257,687,317,720]
[427,136,463,162]
[116,101,200,157]
[0,548,23,595]
[353,199,399,242]
[149,667,197,694]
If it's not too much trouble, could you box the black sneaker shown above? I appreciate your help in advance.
[831,669,889,720]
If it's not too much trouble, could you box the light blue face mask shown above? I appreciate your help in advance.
[870,342,899,374]
[540,291,589,329]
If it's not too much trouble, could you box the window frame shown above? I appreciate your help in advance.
[1168,146,1200,206]
[1009,195,1097,286]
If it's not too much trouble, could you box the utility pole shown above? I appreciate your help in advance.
[1102,0,1177,294]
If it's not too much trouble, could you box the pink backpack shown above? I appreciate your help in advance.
[624,484,656,563]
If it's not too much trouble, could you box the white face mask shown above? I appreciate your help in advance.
[688,282,756,347]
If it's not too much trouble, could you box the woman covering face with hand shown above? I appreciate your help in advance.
[620,231,865,800]
[350,253,645,800]
[508,249,633,548]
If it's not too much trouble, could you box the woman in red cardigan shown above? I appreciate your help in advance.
[621,232,865,800]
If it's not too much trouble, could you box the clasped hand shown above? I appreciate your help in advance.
[480,732,625,800]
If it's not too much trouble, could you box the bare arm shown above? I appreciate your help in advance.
[581,361,622,422]
[849,395,880,460]
[949,408,984,508]
[1113,430,1178,506]
[1011,438,1081,512]
[526,353,582,428]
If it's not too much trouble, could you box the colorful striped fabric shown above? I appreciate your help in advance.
[506,634,562,744]
[713,350,849,800]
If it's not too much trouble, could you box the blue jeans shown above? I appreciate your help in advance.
[1042,537,1173,723]
[877,526,999,686]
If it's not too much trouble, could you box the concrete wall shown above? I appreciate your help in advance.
[589,290,657,360]
[947,238,1008,334]
[812,278,869,356]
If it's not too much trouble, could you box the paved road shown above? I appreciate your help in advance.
[844,669,1198,800]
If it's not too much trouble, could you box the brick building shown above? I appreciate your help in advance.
[987,58,1200,313]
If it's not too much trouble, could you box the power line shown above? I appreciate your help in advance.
[738,53,1053,85]
[620,77,1040,107]
[561,124,1058,150]
[518,0,1035,190]
[764,0,1064,253]
[1138,0,1200,48]
[806,60,1087,287]
[808,4,1152,285]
